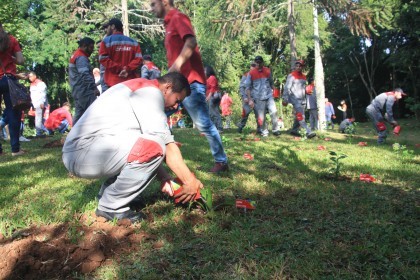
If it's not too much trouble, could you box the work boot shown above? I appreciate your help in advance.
[290,131,300,137]
[95,209,145,223]
[209,162,229,173]
[273,131,281,136]
[306,132,316,139]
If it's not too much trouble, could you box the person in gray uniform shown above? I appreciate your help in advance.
[62,72,203,222]
[283,60,316,138]
[339,117,355,133]
[365,88,406,144]
[305,77,318,131]
[245,56,280,137]
[141,54,161,80]
[237,63,257,133]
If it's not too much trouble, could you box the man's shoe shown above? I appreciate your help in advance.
[273,131,281,136]
[12,150,25,156]
[306,132,317,139]
[290,131,300,137]
[209,162,229,173]
[95,209,145,223]
[19,136,31,142]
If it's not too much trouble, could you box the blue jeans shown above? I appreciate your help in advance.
[172,82,227,163]
[0,76,21,153]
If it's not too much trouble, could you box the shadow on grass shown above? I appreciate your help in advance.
[0,129,418,279]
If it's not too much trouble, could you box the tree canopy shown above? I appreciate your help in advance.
[1,0,418,118]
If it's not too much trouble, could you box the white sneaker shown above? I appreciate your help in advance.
[19,136,31,142]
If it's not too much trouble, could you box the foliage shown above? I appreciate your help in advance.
[328,150,348,178]
[392,142,415,160]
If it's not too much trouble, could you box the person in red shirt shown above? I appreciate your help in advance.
[44,102,73,134]
[0,22,26,156]
[150,0,228,173]
[205,65,223,132]
[220,91,233,129]
[99,18,143,89]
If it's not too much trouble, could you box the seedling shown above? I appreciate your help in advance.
[299,128,307,141]
[221,135,231,149]
[392,143,414,160]
[328,151,348,179]
[344,122,357,143]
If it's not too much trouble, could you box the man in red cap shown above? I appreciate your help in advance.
[366,88,406,144]
[283,60,316,138]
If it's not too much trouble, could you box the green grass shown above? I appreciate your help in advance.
[1,119,419,279]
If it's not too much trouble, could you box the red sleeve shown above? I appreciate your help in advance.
[206,76,219,94]
[173,13,195,41]
[65,111,73,127]
[126,44,143,73]
[10,36,21,53]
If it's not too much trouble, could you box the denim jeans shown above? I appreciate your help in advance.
[35,106,49,136]
[180,82,227,163]
[0,76,21,153]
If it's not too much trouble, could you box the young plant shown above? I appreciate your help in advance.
[392,143,415,160]
[328,151,348,178]
[221,135,231,149]
[299,128,307,141]
[344,122,357,143]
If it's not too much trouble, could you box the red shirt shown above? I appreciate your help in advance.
[44,107,73,130]
[164,9,206,84]
[0,35,21,76]
[206,75,219,96]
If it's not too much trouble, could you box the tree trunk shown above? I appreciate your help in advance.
[288,0,297,69]
[313,0,326,130]
[122,0,129,36]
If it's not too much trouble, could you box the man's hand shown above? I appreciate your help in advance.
[15,72,28,80]
[248,99,254,109]
[94,88,100,97]
[332,115,336,119]
[118,67,128,78]
[173,176,203,204]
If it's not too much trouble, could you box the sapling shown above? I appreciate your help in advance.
[328,151,348,178]
[299,128,307,141]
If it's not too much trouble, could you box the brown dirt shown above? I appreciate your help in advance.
[0,213,156,280]
[42,138,65,149]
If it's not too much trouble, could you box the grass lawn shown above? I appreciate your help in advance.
[0,119,419,279]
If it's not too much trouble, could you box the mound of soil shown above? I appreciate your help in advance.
[0,213,155,279]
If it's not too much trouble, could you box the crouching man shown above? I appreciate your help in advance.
[62,72,203,222]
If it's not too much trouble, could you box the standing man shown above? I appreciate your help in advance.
[28,71,49,137]
[237,63,257,133]
[69,37,99,124]
[150,0,228,173]
[63,73,203,222]
[366,88,406,144]
[99,18,143,88]
[245,56,280,137]
[141,54,161,80]
[305,77,318,131]
[283,60,316,138]
[325,98,336,129]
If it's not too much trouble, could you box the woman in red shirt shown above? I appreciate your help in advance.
[205,65,223,132]
[0,22,26,156]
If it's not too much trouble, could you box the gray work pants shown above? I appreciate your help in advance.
[63,133,165,213]
[308,108,318,131]
[291,101,311,134]
[254,97,279,136]
[366,105,387,143]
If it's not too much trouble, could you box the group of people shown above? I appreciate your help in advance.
[0,0,407,223]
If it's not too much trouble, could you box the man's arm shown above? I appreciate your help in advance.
[165,142,203,203]
[14,51,24,65]
[244,73,254,107]
[76,56,98,94]
[385,96,396,124]
[168,36,196,73]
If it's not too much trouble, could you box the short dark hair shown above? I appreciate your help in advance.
[143,54,152,61]
[78,37,95,47]
[28,71,37,76]
[62,102,71,108]
[105,18,123,32]
[157,72,191,97]
[204,65,216,78]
